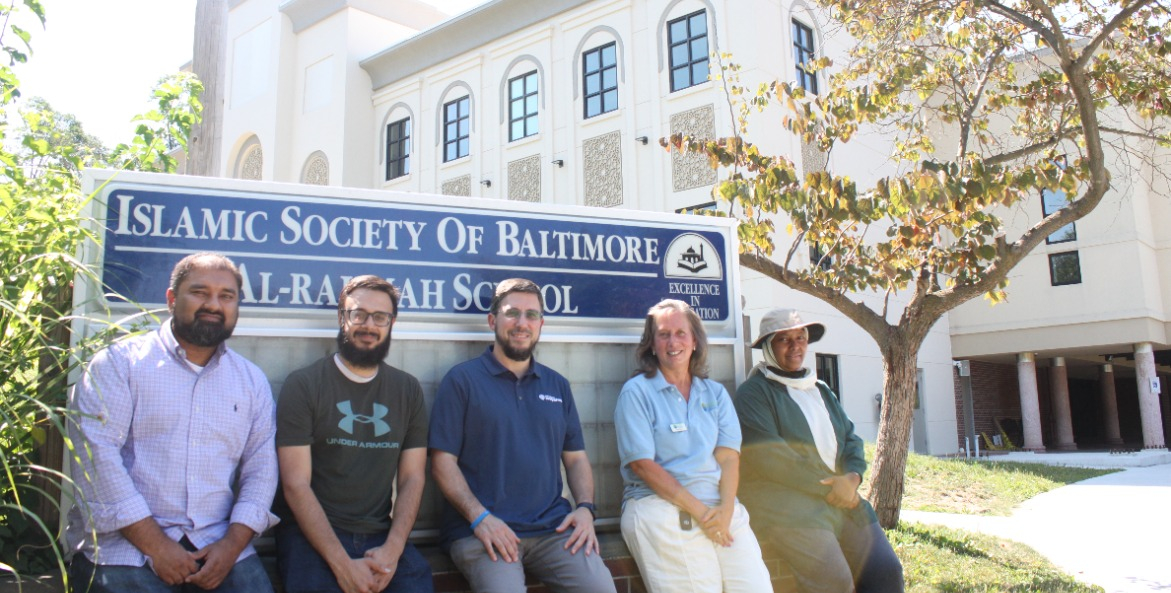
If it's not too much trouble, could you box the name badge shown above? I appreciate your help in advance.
[670,423,688,433]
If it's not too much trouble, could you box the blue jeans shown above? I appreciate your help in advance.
[69,550,273,593]
[275,522,433,593]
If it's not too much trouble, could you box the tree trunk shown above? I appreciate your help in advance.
[865,331,922,528]
[188,0,226,177]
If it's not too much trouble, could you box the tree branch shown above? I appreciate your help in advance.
[984,136,1063,165]
[1077,0,1155,70]
[739,251,891,342]
[982,0,1059,48]
[1099,126,1171,144]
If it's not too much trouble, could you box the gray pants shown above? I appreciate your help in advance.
[449,529,617,593]
[766,522,904,593]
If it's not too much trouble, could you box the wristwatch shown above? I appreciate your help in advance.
[576,502,597,520]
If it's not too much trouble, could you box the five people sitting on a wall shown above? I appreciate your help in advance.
[66,254,902,593]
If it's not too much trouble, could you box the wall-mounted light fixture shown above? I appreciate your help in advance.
[480,179,492,188]
[552,159,564,168]
[635,136,649,145]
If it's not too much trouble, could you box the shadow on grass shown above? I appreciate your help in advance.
[892,524,1104,593]
[956,459,1116,486]
[895,523,990,560]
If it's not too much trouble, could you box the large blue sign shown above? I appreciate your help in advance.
[98,184,732,321]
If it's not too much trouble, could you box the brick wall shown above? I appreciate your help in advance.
[953,360,1033,450]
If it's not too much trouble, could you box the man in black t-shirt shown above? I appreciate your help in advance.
[275,276,432,593]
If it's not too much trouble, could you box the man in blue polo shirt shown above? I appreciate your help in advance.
[429,278,616,593]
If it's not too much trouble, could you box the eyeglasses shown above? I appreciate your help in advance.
[343,309,394,327]
[499,308,543,321]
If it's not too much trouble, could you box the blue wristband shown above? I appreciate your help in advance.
[470,510,490,531]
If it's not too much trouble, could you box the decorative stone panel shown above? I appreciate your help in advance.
[240,144,263,180]
[801,137,828,176]
[442,175,471,197]
[670,104,717,192]
[508,155,541,202]
[302,153,329,185]
[583,131,622,208]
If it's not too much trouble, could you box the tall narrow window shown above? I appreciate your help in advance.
[1049,252,1082,286]
[1042,158,1075,243]
[1042,188,1077,243]
[816,353,841,398]
[508,71,539,141]
[583,42,618,118]
[668,10,709,92]
[385,117,410,180]
[443,96,470,162]
[793,20,818,94]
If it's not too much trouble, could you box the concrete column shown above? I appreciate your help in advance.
[1048,357,1076,450]
[1018,352,1045,452]
[1135,343,1166,449]
[1099,364,1124,446]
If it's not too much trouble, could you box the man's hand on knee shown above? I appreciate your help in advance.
[556,507,599,556]
[474,514,520,563]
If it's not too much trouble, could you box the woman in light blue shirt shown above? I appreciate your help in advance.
[614,300,771,593]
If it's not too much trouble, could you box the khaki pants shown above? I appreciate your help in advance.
[449,528,616,593]
[620,495,773,593]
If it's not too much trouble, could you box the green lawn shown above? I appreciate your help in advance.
[868,448,1115,591]
[868,447,1117,515]
[892,523,1102,592]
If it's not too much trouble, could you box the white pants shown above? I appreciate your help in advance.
[620,495,772,593]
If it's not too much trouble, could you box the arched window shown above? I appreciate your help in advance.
[498,56,544,142]
[793,19,819,94]
[435,82,474,163]
[574,27,625,119]
[380,103,414,181]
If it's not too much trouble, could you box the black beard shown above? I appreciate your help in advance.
[172,313,232,347]
[336,327,391,368]
[496,335,536,363]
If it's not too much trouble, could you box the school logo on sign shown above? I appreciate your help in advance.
[663,233,722,280]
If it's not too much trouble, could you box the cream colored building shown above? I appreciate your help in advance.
[217,0,967,458]
[949,139,1171,451]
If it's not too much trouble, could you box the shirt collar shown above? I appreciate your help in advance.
[648,369,709,397]
[479,345,541,379]
[159,318,227,368]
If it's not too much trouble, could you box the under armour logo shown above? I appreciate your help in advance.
[336,401,391,437]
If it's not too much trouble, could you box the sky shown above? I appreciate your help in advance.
[13,0,490,148]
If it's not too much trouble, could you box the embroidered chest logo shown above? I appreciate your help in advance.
[538,394,563,403]
[336,401,391,437]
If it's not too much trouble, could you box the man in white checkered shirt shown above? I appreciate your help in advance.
[67,252,279,593]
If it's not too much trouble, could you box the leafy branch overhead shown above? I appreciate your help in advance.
[671,0,1170,528]
[676,0,1170,322]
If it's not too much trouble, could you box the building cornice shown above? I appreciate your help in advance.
[360,0,592,91]
[277,0,449,33]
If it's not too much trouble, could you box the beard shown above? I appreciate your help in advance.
[172,312,233,347]
[495,329,537,362]
[336,327,391,368]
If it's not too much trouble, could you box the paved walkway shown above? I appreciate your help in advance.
[902,453,1171,593]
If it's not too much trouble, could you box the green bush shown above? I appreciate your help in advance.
[1,0,203,579]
